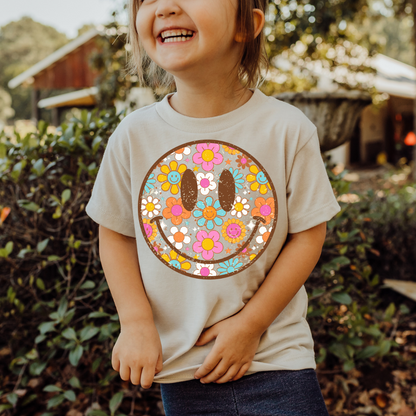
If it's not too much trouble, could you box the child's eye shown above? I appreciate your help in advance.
[218,169,235,212]
[181,169,198,211]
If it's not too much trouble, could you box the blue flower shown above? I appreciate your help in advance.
[218,258,243,275]
[229,168,244,192]
[193,196,226,230]
[144,173,156,193]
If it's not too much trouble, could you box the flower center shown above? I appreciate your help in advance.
[171,204,183,216]
[200,267,210,276]
[144,224,153,237]
[260,204,272,216]
[226,224,242,238]
[202,238,215,251]
[200,178,210,188]
[168,171,181,184]
[234,202,244,212]
[256,171,268,185]
[241,157,247,164]
[174,232,185,243]
[170,260,181,269]
[203,206,217,220]
[146,202,155,212]
[202,149,214,162]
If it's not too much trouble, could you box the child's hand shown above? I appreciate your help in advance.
[112,322,163,389]
[194,314,262,384]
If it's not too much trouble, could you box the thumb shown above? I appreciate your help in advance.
[195,327,218,346]
[155,353,163,374]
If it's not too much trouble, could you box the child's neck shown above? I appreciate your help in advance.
[169,76,253,119]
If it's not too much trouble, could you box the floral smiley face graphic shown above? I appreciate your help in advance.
[139,141,278,279]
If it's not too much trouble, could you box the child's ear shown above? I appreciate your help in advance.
[234,8,265,43]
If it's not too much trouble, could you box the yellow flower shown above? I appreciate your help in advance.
[158,160,187,195]
[222,219,246,244]
[161,250,191,271]
[143,219,157,241]
[247,165,271,195]
[222,145,240,155]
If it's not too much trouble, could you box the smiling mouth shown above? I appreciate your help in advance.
[159,29,195,43]
[150,216,266,264]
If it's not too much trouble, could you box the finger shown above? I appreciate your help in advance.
[119,363,131,382]
[194,351,222,379]
[155,353,163,374]
[130,366,143,386]
[141,365,155,389]
[231,363,251,381]
[200,359,232,384]
[214,364,241,384]
[195,326,218,346]
[112,354,120,372]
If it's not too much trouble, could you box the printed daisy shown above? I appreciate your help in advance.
[193,197,226,230]
[193,143,223,172]
[222,145,240,155]
[161,250,191,271]
[143,219,157,241]
[141,196,161,219]
[222,219,246,244]
[247,165,271,195]
[163,197,192,225]
[157,160,187,195]
[167,226,191,250]
[251,197,276,225]
[196,172,217,195]
[193,263,217,277]
[236,154,252,170]
[217,258,243,275]
[231,196,250,218]
[193,230,223,260]
[256,226,273,244]
[173,147,191,161]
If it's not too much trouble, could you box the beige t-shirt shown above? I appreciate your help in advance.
[86,89,341,383]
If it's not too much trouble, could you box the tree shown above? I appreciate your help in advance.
[0,17,68,120]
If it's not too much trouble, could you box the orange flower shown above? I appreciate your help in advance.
[251,197,275,225]
[0,207,11,224]
[163,197,191,225]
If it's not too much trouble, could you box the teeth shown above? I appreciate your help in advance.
[164,36,190,43]
[161,29,194,39]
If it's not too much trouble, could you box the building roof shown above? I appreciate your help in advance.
[37,87,98,109]
[8,28,100,89]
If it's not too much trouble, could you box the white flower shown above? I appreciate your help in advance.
[167,226,191,250]
[141,196,161,219]
[196,172,217,195]
[174,147,191,161]
[231,196,250,218]
[256,226,272,244]
[193,263,217,277]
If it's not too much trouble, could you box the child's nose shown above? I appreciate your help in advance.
[156,0,181,18]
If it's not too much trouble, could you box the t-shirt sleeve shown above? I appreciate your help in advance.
[286,128,341,234]
[85,134,136,238]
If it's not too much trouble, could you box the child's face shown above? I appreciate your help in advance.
[136,0,242,80]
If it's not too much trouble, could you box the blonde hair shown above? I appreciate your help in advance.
[127,0,268,89]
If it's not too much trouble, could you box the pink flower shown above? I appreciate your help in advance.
[193,230,223,260]
[193,143,223,172]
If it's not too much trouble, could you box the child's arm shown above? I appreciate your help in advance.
[99,225,163,388]
[194,222,327,384]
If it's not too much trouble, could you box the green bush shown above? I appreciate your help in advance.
[0,112,414,415]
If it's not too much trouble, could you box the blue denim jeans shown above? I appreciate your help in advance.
[160,369,330,416]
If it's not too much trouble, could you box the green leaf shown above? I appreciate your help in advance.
[89,311,110,318]
[92,136,102,154]
[7,392,18,406]
[79,326,100,343]
[69,345,83,366]
[109,391,124,415]
[36,278,45,291]
[47,255,60,261]
[0,405,13,412]
[29,361,47,376]
[379,340,392,356]
[38,321,55,335]
[0,142,6,158]
[61,189,71,205]
[68,376,81,389]
[62,327,77,341]
[348,337,363,346]
[57,297,68,319]
[47,394,65,409]
[356,346,380,360]
[343,359,355,372]
[400,304,410,314]
[88,411,108,416]
[37,238,49,253]
[385,302,396,321]
[43,385,63,393]
[64,390,76,401]
[35,334,46,344]
[331,292,352,305]
[332,256,351,267]
[80,280,95,290]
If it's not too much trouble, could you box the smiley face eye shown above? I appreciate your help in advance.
[218,169,235,212]
[181,169,198,211]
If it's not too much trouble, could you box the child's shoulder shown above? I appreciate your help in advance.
[116,102,159,130]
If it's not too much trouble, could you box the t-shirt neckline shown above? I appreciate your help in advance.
[155,89,265,134]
